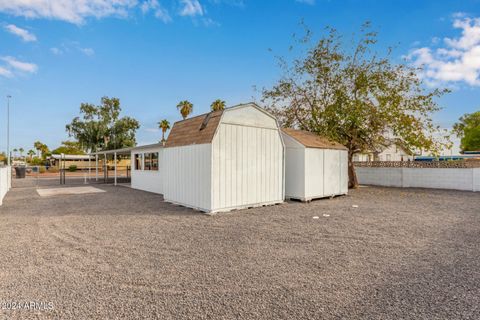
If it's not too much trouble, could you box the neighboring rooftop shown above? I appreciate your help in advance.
[49,154,94,160]
[282,128,347,150]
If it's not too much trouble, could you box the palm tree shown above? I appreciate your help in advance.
[177,100,193,120]
[211,99,226,111]
[19,147,24,158]
[13,148,18,159]
[27,149,35,161]
[158,119,171,143]
[34,141,43,157]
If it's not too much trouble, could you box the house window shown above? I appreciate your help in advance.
[151,153,159,171]
[134,154,142,170]
[143,153,159,171]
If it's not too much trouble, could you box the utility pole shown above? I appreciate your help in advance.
[6,95,11,167]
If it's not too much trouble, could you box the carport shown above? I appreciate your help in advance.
[89,147,133,186]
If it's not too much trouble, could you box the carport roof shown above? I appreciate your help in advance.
[282,128,347,150]
[89,143,164,156]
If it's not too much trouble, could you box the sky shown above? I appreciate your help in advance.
[0,0,479,154]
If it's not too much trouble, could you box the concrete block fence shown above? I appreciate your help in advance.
[356,167,480,192]
[0,166,11,205]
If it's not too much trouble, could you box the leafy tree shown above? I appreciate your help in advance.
[51,141,86,155]
[262,23,449,188]
[66,96,140,152]
[158,119,171,143]
[453,111,480,152]
[211,99,226,111]
[177,100,193,120]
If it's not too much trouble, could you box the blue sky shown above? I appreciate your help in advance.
[0,0,479,153]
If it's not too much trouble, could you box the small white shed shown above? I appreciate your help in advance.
[282,128,348,202]
[130,143,164,194]
[163,103,285,213]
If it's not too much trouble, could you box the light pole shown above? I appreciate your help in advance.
[6,95,11,167]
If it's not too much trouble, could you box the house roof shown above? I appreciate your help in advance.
[282,128,347,150]
[165,110,224,148]
[50,154,94,160]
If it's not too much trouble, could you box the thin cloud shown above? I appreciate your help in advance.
[0,66,13,78]
[141,0,172,23]
[179,0,204,17]
[1,56,38,73]
[80,48,95,56]
[4,24,37,42]
[295,0,315,5]
[0,0,138,24]
[407,15,480,87]
[50,47,63,55]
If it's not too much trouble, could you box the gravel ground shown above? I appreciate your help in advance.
[0,181,479,319]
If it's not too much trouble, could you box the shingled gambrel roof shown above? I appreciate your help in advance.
[282,128,347,150]
[165,110,224,148]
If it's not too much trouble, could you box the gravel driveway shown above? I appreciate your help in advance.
[0,183,479,319]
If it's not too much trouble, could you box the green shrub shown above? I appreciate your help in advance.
[39,166,46,174]
[29,157,45,165]
[68,165,77,172]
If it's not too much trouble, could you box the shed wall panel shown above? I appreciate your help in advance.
[284,147,306,198]
[163,144,212,211]
[323,150,342,196]
[339,150,349,194]
[212,123,283,211]
[304,148,325,199]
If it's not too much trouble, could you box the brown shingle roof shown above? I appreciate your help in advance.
[165,110,223,148]
[282,128,347,150]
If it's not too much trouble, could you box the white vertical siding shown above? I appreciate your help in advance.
[323,150,341,196]
[339,150,349,194]
[285,143,348,201]
[304,149,325,199]
[131,147,164,194]
[163,144,212,212]
[212,123,283,211]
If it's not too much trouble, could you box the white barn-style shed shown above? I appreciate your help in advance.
[282,128,348,202]
[163,103,285,213]
[130,143,164,194]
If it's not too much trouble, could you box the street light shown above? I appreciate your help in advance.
[6,95,11,167]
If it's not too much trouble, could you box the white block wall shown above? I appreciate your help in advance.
[0,167,11,205]
[356,167,480,192]
[474,168,480,192]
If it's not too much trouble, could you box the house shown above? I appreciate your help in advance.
[162,103,284,213]
[353,141,414,162]
[282,128,348,202]
[130,143,164,194]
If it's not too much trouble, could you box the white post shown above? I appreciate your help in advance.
[114,152,117,186]
[88,155,91,181]
[95,154,98,181]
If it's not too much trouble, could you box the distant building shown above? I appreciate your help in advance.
[47,154,94,169]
